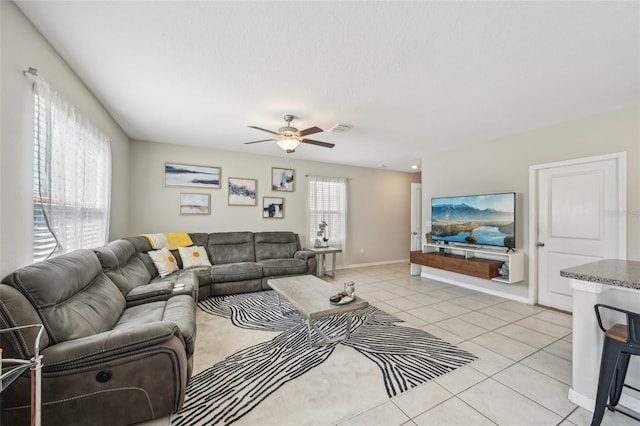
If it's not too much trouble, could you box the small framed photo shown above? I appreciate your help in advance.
[228,178,257,206]
[263,197,284,219]
[165,163,221,189]
[180,193,210,215]
[272,167,295,192]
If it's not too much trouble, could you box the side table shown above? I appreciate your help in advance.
[306,247,342,278]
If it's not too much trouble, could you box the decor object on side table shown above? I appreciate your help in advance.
[314,220,329,248]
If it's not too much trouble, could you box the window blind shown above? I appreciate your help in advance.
[307,176,347,250]
[32,78,111,262]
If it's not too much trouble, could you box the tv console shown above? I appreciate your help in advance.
[410,243,524,284]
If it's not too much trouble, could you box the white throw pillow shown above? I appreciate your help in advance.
[179,246,212,268]
[148,247,179,278]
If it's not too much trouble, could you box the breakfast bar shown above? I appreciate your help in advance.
[560,259,640,414]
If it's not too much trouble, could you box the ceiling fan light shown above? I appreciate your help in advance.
[277,136,301,152]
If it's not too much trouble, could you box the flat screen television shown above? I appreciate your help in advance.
[430,192,516,249]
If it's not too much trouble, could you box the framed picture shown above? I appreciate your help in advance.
[228,178,257,206]
[165,163,221,189]
[271,167,295,192]
[263,197,284,219]
[180,193,210,215]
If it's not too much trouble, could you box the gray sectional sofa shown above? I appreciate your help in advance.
[0,231,316,425]
[124,231,316,300]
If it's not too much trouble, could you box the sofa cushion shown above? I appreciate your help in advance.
[114,295,196,355]
[124,236,159,276]
[188,232,209,248]
[254,231,299,261]
[210,262,263,283]
[2,249,125,344]
[259,258,309,277]
[94,240,153,296]
[207,232,256,264]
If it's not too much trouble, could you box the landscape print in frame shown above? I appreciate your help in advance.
[228,178,257,206]
[263,197,284,218]
[271,167,295,192]
[180,193,210,215]
[165,163,221,189]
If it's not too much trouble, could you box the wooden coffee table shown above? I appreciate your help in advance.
[268,275,369,347]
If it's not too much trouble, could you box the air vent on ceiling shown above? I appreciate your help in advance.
[327,123,353,133]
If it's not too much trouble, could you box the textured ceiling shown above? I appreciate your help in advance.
[15,1,640,172]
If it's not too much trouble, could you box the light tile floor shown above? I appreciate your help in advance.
[328,263,636,426]
[143,262,638,426]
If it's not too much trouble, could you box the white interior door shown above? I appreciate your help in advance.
[410,183,422,275]
[534,154,626,311]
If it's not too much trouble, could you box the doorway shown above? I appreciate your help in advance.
[529,153,626,311]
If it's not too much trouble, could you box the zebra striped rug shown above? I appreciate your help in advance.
[172,290,476,426]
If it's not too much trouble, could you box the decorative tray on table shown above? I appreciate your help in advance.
[329,292,354,305]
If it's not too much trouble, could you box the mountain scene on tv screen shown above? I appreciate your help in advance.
[432,194,515,248]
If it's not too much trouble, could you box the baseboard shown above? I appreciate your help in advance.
[421,270,530,304]
[569,387,594,411]
[341,259,409,269]
[568,387,640,414]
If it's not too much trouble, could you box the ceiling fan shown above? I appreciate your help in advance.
[245,114,335,153]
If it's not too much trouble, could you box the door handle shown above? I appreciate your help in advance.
[537,242,545,247]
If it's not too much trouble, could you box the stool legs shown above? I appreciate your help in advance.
[592,305,640,424]
[609,353,630,408]
[591,339,623,426]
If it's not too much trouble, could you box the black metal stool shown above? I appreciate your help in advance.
[591,304,640,425]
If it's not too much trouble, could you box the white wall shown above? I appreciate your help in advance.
[421,106,640,299]
[0,1,130,276]
[129,140,420,266]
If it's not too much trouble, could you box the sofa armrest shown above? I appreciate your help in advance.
[41,321,182,369]
[126,281,174,302]
[294,250,316,261]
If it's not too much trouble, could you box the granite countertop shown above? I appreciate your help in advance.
[560,259,640,290]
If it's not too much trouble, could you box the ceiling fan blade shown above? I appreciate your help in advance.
[244,139,276,145]
[301,139,335,148]
[248,126,279,135]
[296,126,323,137]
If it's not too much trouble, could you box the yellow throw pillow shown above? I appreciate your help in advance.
[178,246,212,268]
[148,247,179,278]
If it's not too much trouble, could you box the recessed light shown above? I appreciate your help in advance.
[411,165,419,170]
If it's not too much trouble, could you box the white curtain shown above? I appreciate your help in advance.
[33,78,111,261]
[307,175,348,253]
